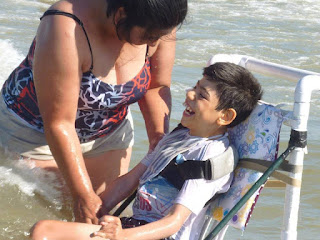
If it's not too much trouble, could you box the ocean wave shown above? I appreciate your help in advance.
[0,40,24,84]
[0,153,68,208]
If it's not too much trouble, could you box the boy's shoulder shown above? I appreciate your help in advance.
[182,133,229,162]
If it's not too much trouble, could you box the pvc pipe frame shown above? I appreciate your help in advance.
[208,54,320,240]
[281,75,320,240]
[207,54,320,83]
[204,146,294,240]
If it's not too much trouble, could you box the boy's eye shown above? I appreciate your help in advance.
[191,85,205,99]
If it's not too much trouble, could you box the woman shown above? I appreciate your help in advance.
[0,0,187,224]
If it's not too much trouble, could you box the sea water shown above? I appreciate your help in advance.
[0,0,319,239]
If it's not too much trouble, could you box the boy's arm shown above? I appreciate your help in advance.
[99,163,147,214]
[94,203,191,240]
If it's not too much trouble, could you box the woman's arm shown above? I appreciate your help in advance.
[99,162,147,214]
[33,14,101,224]
[94,204,191,240]
[138,32,176,151]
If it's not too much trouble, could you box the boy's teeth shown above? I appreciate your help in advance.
[186,106,192,113]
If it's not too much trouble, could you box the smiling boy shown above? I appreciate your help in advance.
[30,62,262,240]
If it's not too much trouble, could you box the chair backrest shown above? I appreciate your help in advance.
[210,101,283,230]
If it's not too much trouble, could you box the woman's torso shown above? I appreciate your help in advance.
[1,1,155,142]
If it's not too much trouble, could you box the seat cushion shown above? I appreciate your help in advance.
[211,102,283,230]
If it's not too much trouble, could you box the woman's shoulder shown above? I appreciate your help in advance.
[47,0,77,16]
[42,0,99,29]
[148,31,177,59]
[38,2,84,34]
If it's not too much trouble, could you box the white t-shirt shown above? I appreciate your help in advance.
[132,131,233,240]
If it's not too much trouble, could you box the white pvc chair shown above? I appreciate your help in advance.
[199,54,320,240]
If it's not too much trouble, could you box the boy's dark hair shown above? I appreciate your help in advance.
[203,62,263,128]
[106,0,188,42]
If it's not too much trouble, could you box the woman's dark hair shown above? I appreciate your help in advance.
[203,62,263,128]
[106,0,188,42]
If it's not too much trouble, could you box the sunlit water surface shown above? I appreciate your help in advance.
[0,0,319,239]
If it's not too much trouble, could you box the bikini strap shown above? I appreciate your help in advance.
[40,10,94,71]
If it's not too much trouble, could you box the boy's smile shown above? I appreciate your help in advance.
[181,76,227,138]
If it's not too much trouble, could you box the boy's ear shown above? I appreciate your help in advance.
[218,108,237,126]
[114,7,126,25]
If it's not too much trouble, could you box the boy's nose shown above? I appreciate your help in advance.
[186,88,195,100]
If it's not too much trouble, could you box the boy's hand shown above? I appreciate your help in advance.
[91,216,125,240]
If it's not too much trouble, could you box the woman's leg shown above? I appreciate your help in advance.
[22,158,67,192]
[30,220,102,240]
[84,147,132,195]
[23,146,132,196]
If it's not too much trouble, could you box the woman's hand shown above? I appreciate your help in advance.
[74,192,102,224]
[91,216,125,240]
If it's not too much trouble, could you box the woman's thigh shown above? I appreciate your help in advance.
[22,146,132,196]
[22,158,69,195]
[84,147,132,195]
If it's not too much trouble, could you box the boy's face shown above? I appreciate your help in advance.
[181,76,226,137]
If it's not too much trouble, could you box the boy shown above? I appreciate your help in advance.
[30,62,262,240]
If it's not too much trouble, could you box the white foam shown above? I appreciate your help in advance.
[0,40,24,84]
[5,0,51,8]
[0,156,67,207]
